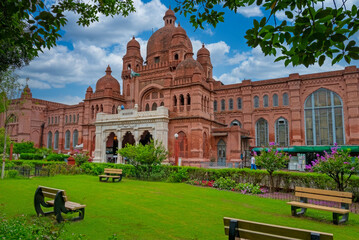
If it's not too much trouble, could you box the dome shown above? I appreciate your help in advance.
[197,44,210,57]
[164,8,175,18]
[176,53,204,76]
[86,86,93,93]
[147,26,175,59]
[127,36,140,49]
[173,24,186,37]
[95,66,121,93]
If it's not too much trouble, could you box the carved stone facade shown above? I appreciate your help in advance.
[3,8,359,166]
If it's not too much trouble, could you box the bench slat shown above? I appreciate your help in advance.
[223,218,333,240]
[295,192,352,204]
[287,201,350,214]
[296,187,352,198]
[47,200,86,211]
[99,175,122,178]
[224,227,301,240]
[39,186,68,202]
[104,168,122,173]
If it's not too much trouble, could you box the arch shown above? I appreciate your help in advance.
[178,131,188,158]
[187,93,191,105]
[173,95,177,106]
[106,132,118,162]
[230,120,242,128]
[237,97,242,109]
[65,115,68,124]
[122,131,135,148]
[275,117,289,146]
[100,105,103,112]
[152,102,157,111]
[73,129,78,147]
[139,130,153,145]
[65,130,70,150]
[127,64,131,70]
[229,98,233,110]
[217,139,226,165]
[254,96,259,108]
[304,88,345,145]
[273,94,279,107]
[69,115,72,123]
[51,117,53,124]
[221,99,225,111]
[112,105,116,114]
[145,103,150,111]
[160,102,164,106]
[73,114,75,123]
[96,105,99,113]
[55,116,57,124]
[256,118,268,146]
[283,93,289,106]
[47,131,52,149]
[263,95,269,107]
[180,94,184,105]
[91,106,95,119]
[138,84,164,102]
[174,53,179,60]
[214,100,217,112]
[54,131,59,150]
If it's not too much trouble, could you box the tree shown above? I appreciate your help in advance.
[255,142,290,192]
[0,0,135,72]
[174,0,359,67]
[118,140,168,178]
[306,144,359,191]
[0,71,22,179]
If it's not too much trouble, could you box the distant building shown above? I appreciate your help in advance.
[3,8,359,166]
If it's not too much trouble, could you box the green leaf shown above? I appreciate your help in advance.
[319,55,325,66]
[331,33,347,42]
[285,11,293,19]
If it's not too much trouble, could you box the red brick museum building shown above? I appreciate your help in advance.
[3,8,359,166]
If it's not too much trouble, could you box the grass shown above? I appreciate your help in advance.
[1,175,359,239]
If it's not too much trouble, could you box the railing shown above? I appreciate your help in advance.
[200,162,240,169]
[5,165,50,178]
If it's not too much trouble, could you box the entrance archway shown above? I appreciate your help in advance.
[122,131,135,148]
[139,130,153,145]
[106,132,118,163]
[217,139,226,166]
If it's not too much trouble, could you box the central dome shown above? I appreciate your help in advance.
[95,66,121,93]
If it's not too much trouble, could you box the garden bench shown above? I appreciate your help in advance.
[287,187,352,225]
[34,186,86,223]
[223,217,333,240]
[99,168,123,182]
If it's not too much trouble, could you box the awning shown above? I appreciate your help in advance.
[252,146,359,153]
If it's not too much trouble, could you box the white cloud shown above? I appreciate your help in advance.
[192,39,231,66]
[217,47,344,84]
[47,95,84,105]
[238,6,263,18]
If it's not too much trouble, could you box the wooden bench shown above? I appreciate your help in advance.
[224,217,333,240]
[287,187,352,225]
[99,168,123,182]
[34,186,86,223]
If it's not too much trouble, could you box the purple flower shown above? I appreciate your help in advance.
[269,142,276,146]
[351,167,355,171]
[344,162,349,164]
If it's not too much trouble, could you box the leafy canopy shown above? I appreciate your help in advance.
[174,0,359,67]
[0,0,135,72]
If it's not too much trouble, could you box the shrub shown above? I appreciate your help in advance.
[20,153,43,160]
[234,182,263,194]
[7,170,18,178]
[213,177,236,190]
[167,168,189,183]
[46,154,69,161]
[74,152,89,166]
[13,141,36,154]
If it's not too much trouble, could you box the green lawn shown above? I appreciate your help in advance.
[1,175,359,239]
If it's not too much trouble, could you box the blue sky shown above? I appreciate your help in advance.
[16,0,359,105]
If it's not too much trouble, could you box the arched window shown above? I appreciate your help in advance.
[254,96,259,108]
[273,94,278,107]
[100,105,103,112]
[283,93,289,106]
[173,95,177,106]
[55,117,57,124]
[275,118,289,146]
[263,95,269,107]
[221,99,225,111]
[112,105,115,114]
[180,94,184,105]
[73,114,75,123]
[174,53,179,60]
[152,103,157,111]
[178,131,188,158]
[230,120,242,128]
[229,98,233,110]
[145,103,150,111]
[65,130,70,149]
[51,117,53,124]
[54,131,59,150]
[47,131,52,148]
[304,88,344,145]
[160,102,164,106]
[69,115,72,123]
[237,98,242,109]
[73,130,78,147]
[187,94,191,105]
[127,64,131,70]
[214,100,217,112]
[256,118,268,146]
[65,115,68,124]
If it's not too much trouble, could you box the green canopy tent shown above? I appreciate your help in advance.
[252,146,359,153]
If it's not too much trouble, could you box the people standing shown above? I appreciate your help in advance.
[251,153,257,170]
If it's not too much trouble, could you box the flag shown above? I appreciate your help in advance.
[130,69,140,78]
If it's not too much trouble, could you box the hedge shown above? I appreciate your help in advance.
[19,153,43,160]
[46,154,70,162]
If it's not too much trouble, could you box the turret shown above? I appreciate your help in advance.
[123,36,143,71]
[197,44,213,79]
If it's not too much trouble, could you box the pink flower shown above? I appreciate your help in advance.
[344,162,349,164]
[351,167,355,171]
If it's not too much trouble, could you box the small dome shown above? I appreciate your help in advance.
[176,53,204,76]
[173,24,186,37]
[164,7,175,18]
[86,86,93,93]
[95,65,121,93]
[197,44,210,57]
[127,36,140,49]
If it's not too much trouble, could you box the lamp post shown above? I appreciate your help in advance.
[174,133,179,166]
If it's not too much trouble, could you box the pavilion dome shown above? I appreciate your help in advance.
[95,65,121,93]
[127,36,140,49]
[176,53,204,77]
